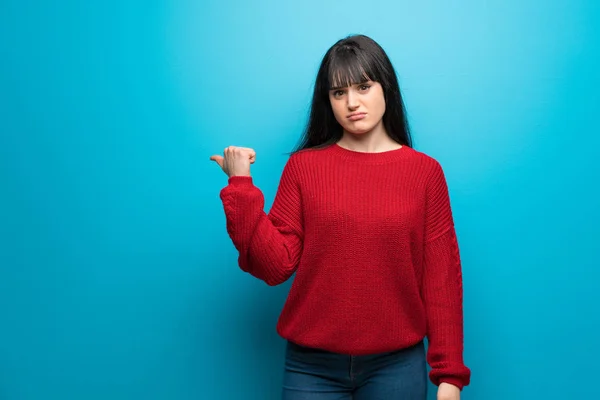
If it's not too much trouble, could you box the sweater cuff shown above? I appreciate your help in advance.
[227,175,253,186]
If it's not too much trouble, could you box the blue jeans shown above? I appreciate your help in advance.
[282,340,427,400]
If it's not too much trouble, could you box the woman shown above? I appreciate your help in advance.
[210,34,471,400]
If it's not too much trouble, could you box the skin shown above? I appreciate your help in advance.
[210,146,254,178]
[210,80,462,400]
[437,383,461,400]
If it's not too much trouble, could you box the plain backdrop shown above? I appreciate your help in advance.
[1,0,599,399]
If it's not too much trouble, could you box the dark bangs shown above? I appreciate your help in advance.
[327,45,382,90]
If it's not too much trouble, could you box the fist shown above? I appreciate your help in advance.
[210,146,256,178]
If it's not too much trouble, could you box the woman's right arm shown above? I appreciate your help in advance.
[219,155,304,286]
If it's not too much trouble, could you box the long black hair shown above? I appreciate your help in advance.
[290,34,412,154]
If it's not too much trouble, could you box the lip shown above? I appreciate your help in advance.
[347,112,367,121]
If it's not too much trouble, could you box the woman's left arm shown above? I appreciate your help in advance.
[421,160,471,393]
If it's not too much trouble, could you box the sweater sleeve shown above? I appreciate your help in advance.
[219,155,304,286]
[422,161,471,390]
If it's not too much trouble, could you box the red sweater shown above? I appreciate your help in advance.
[219,143,471,389]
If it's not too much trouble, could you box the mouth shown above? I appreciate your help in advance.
[347,112,367,121]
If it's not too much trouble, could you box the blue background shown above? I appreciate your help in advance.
[1,1,598,399]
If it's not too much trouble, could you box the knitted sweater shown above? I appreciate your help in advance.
[219,143,471,389]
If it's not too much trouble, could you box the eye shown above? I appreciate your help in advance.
[358,84,371,91]
[332,90,345,98]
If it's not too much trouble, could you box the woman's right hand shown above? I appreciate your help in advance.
[210,146,256,178]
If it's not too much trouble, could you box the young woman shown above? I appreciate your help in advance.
[210,34,471,400]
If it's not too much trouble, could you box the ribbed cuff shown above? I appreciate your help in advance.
[227,175,253,186]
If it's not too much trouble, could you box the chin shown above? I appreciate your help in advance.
[345,125,375,135]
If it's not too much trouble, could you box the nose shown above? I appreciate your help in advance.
[346,90,359,110]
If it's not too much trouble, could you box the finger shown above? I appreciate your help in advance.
[237,147,257,163]
[209,155,224,169]
[241,147,256,157]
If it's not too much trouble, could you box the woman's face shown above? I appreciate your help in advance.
[329,80,386,135]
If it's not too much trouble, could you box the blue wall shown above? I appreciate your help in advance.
[1,1,598,399]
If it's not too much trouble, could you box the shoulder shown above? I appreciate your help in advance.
[285,146,328,169]
[290,145,327,160]
[277,147,322,181]
[404,146,445,177]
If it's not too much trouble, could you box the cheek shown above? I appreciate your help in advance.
[330,101,345,122]
[377,94,387,115]
[367,98,386,120]
[378,100,386,116]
